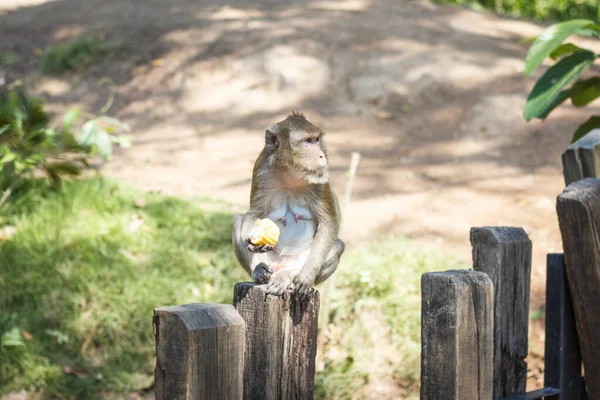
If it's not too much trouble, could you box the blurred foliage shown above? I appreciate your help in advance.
[522,19,600,142]
[0,82,133,192]
[0,85,91,191]
[40,36,111,74]
[435,0,598,21]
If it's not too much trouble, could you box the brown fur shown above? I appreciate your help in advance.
[233,113,344,296]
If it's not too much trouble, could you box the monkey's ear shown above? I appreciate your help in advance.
[265,130,279,151]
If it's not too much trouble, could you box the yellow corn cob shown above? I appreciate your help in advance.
[249,218,280,247]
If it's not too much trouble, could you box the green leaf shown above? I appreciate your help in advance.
[579,23,600,37]
[524,19,595,76]
[0,125,9,135]
[0,151,16,164]
[524,51,596,122]
[538,89,571,120]
[111,134,133,148]
[570,77,600,107]
[572,116,600,142]
[550,43,585,60]
[95,129,112,159]
[1,327,25,347]
[62,107,81,131]
[96,116,131,132]
[78,120,98,146]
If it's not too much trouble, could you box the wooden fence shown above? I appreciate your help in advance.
[421,130,600,400]
[152,131,600,399]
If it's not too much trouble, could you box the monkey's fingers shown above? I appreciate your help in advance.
[252,264,273,284]
[247,242,273,253]
[293,276,315,302]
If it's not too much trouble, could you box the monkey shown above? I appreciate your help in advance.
[232,112,345,297]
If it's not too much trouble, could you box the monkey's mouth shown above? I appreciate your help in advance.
[306,165,328,184]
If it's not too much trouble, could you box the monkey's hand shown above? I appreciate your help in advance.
[251,262,273,284]
[293,270,316,300]
[246,238,274,253]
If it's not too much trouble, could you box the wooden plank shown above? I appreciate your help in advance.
[544,254,584,400]
[561,129,600,185]
[470,227,532,399]
[233,282,319,400]
[420,270,494,400]
[556,177,600,399]
[153,303,245,400]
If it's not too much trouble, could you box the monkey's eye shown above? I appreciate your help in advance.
[305,138,314,144]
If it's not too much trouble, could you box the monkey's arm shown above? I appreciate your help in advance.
[232,213,259,275]
[233,213,274,283]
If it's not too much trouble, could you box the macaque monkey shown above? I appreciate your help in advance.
[232,112,345,296]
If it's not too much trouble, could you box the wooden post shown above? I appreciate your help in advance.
[562,128,600,185]
[544,254,583,400]
[153,303,245,400]
[556,177,600,399]
[470,227,532,399]
[421,270,494,400]
[233,282,319,400]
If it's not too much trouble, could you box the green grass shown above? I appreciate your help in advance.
[315,238,466,399]
[0,178,467,399]
[0,178,246,399]
[40,37,113,74]
[435,0,598,21]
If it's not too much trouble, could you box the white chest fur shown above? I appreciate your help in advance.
[267,192,315,256]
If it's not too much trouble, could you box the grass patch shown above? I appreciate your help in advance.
[40,36,112,74]
[0,178,467,399]
[315,238,467,399]
[0,178,246,399]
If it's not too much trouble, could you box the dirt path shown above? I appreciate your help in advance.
[4,0,600,394]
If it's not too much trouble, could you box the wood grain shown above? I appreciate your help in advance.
[233,283,319,400]
[556,178,600,399]
[470,226,532,399]
[153,303,245,400]
[562,129,600,185]
[421,270,494,400]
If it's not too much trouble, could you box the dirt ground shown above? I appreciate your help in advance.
[3,0,600,395]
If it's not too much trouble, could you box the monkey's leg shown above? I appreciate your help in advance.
[314,239,345,285]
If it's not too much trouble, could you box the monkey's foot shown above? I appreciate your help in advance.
[246,238,273,253]
[252,262,273,284]
[266,275,292,296]
[293,273,316,301]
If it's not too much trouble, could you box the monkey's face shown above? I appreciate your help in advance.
[265,113,329,185]
[288,130,328,183]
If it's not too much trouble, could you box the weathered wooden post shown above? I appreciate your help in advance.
[556,178,600,399]
[561,129,600,185]
[544,254,583,400]
[420,270,494,400]
[233,282,319,400]
[153,303,245,400]
[470,227,532,399]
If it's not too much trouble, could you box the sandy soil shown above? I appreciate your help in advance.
[3,0,600,396]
